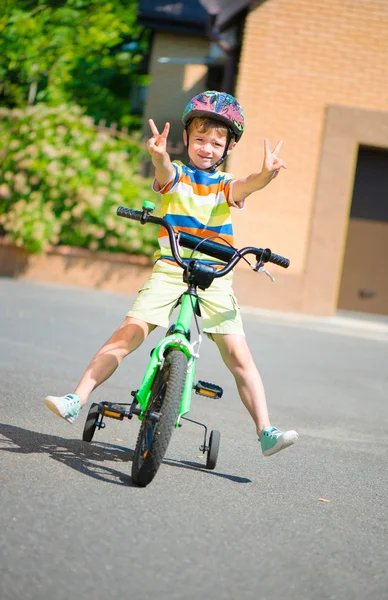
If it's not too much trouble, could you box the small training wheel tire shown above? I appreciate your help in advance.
[82,403,99,443]
[206,430,220,470]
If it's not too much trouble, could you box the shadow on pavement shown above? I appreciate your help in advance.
[0,423,133,486]
[0,423,251,486]
[163,458,252,484]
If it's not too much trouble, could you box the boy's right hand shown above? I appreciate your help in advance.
[147,118,174,189]
[147,119,170,159]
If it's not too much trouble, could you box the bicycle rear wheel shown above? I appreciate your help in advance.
[131,350,188,487]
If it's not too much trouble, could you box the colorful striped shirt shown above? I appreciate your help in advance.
[153,161,243,266]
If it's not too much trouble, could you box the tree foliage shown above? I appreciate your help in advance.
[0,104,158,255]
[0,0,150,127]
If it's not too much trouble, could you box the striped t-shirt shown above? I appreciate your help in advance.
[153,161,243,266]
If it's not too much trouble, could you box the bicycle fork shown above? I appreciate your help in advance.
[132,291,222,425]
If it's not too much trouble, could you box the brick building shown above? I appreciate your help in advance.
[138,0,388,316]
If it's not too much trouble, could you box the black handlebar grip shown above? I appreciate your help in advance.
[116,206,142,221]
[269,253,290,269]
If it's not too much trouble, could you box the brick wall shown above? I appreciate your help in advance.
[143,32,210,159]
[228,0,388,313]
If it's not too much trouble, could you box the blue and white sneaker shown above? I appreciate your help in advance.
[44,394,81,424]
[259,426,299,456]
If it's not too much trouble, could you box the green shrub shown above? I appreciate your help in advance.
[0,103,158,257]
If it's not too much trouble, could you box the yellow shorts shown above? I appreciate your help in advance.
[127,260,245,337]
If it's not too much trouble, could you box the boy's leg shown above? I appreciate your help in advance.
[212,333,298,455]
[74,316,155,405]
[44,317,155,422]
[211,333,270,436]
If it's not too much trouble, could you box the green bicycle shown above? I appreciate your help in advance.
[82,201,290,487]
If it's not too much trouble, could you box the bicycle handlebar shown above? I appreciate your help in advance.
[178,231,290,269]
[116,206,290,275]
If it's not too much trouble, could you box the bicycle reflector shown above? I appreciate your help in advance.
[195,380,223,399]
[101,403,128,420]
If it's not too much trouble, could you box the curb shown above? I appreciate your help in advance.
[240,306,388,341]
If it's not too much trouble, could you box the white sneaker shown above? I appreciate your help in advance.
[44,394,81,424]
[259,426,299,456]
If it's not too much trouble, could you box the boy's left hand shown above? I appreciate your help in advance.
[261,139,287,180]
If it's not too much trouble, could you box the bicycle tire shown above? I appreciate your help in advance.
[206,430,220,470]
[82,403,99,443]
[131,350,188,487]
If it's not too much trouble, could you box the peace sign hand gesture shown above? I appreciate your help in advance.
[147,119,170,159]
[261,139,287,180]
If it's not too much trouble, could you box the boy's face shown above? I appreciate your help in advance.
[183,125,235,171]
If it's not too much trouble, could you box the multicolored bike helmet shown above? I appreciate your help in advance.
[182,90,245,142]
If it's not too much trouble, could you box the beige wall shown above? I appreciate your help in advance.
[302,105,388,314]
[338,219,388,316]
[143,32,210,161]
[229,0,388,314]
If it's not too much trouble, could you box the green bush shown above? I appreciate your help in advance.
[0,103,159,257]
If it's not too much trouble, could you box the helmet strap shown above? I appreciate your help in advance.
[209,129,234,170]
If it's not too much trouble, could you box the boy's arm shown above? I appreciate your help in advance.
[147,119,175,189]
[231,139,287,204]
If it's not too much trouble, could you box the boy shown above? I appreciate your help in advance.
[44,90,298,457]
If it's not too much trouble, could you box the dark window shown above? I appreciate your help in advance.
[137,0,251,35]
[351,145,388,223]
[137,0,208,35]
[206,64,224,90]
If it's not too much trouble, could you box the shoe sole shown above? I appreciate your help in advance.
[262,431,299,456]
[44,397,74,424]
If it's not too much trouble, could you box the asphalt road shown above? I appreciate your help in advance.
[1,278,387,600]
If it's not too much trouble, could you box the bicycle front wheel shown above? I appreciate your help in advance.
[131,350,188,487]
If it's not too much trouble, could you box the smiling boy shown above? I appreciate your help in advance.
[44,91,298,458]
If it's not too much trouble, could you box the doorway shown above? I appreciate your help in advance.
[338,145,388,315]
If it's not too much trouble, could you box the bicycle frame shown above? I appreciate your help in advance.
[118,202,290,428]
[133,289,200,426]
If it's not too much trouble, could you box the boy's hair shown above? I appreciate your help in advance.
[187,116,229,138]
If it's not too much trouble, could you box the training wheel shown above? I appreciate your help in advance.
[206,430,220,470]
[82,403,100,443]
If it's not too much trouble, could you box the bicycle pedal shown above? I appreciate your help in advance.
[194,380,223,399]
[101,403,128,420]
